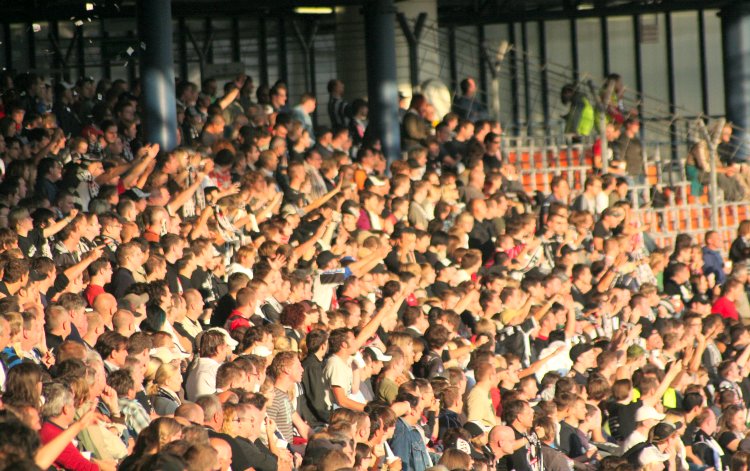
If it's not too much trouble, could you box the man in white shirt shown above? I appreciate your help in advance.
[324,328,365,411]
[621,406,664,453]
[185,330,229,400]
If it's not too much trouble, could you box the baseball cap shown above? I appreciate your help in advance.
[367,176,386,187]
[204,327,239,350]
[316,250,337,269]
[122,187,151,201]
[365,346,392,362]
[118,293,149,314]
[569,343,594,363]
[463,421,492,438]
[638,446,669,466]
[251,345,273,357]
[150,347,182,364]
[635,406,666,423]
[341,200,361,218]
[649,422,679,442]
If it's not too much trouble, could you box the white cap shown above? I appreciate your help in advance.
[635,406,666,423]
[468,420,492,433]
[638,446,670,466]
[365,346,392,362]
[205,327,239,350]
[251,345,273,358]
[150,347,181,364]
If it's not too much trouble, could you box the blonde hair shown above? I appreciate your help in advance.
[148,363,178,395]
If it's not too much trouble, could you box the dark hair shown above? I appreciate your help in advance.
[305,329,329,356]
[501,399,528,424]
[199,331,226,357]
[107,369,135,397]
[424,324,451,351]
[328,328,352,355]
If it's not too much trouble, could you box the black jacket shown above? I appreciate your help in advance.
[300,354,331,426]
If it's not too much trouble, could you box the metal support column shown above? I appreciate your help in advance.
[478,25,488,108]
[721,4,750,158]
[137,0,178,151]
[277,18,288,83]
[539,21,550,130]
[177,18,188,81]
[448,26,458,92]
[364,0,401,166]
[698,10,709,115]
[258,17,269,85]
[396,12,427,90]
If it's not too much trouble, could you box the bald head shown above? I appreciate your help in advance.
[93,293,117,317]
[489,425,516,458]
[112,309,135,336]
[175,402,205,424]
[210,437,233,471]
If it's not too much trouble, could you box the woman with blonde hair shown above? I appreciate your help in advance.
[149,363,183,416]
[438,448,473,470]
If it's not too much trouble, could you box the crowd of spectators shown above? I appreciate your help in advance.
[0,65,748,471]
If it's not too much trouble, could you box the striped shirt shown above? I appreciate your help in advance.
[268,387,294,442]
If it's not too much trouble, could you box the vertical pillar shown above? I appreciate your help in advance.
[721,4,750,158]
[394,0,440,93]
[335,6,369,101]
[364,0,401,165]
[137,0,178,151]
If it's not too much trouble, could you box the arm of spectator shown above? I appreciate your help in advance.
[516,292,535,322]
[42,209,78,239]
[353,293,405,351]
[518,344,568,379]
[684,446,704,467]
[293,214,330,260]
[121,143,159,189]
[738,338,750,377]
[643,361,682,408]
[189,206,213,240]
[216,87,240,110]
[688,333,708,373]
[453,286,479,315]
[62,246,104,285]
[332,386,365,411]
[301,180,342,214]
[533,295,562,322]
[595,265,618,293]
[95,162,131,186]
[564,298,577,339]
[390,401,410,417]
[347,243,390,278]
[291,411,312,438]
[264,416,294,465]
[167,172,207,214]
[319,215,338,249]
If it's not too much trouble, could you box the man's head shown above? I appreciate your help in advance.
[269,351,304,384]
[488,425,516,457]
[41,382,75,425]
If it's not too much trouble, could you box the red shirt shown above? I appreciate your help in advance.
[39,421,100,471]
[84,284,105,307]
[712,296,739,321]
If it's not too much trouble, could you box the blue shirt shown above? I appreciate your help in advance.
[702,246,726,285]
[390,418,430,471]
